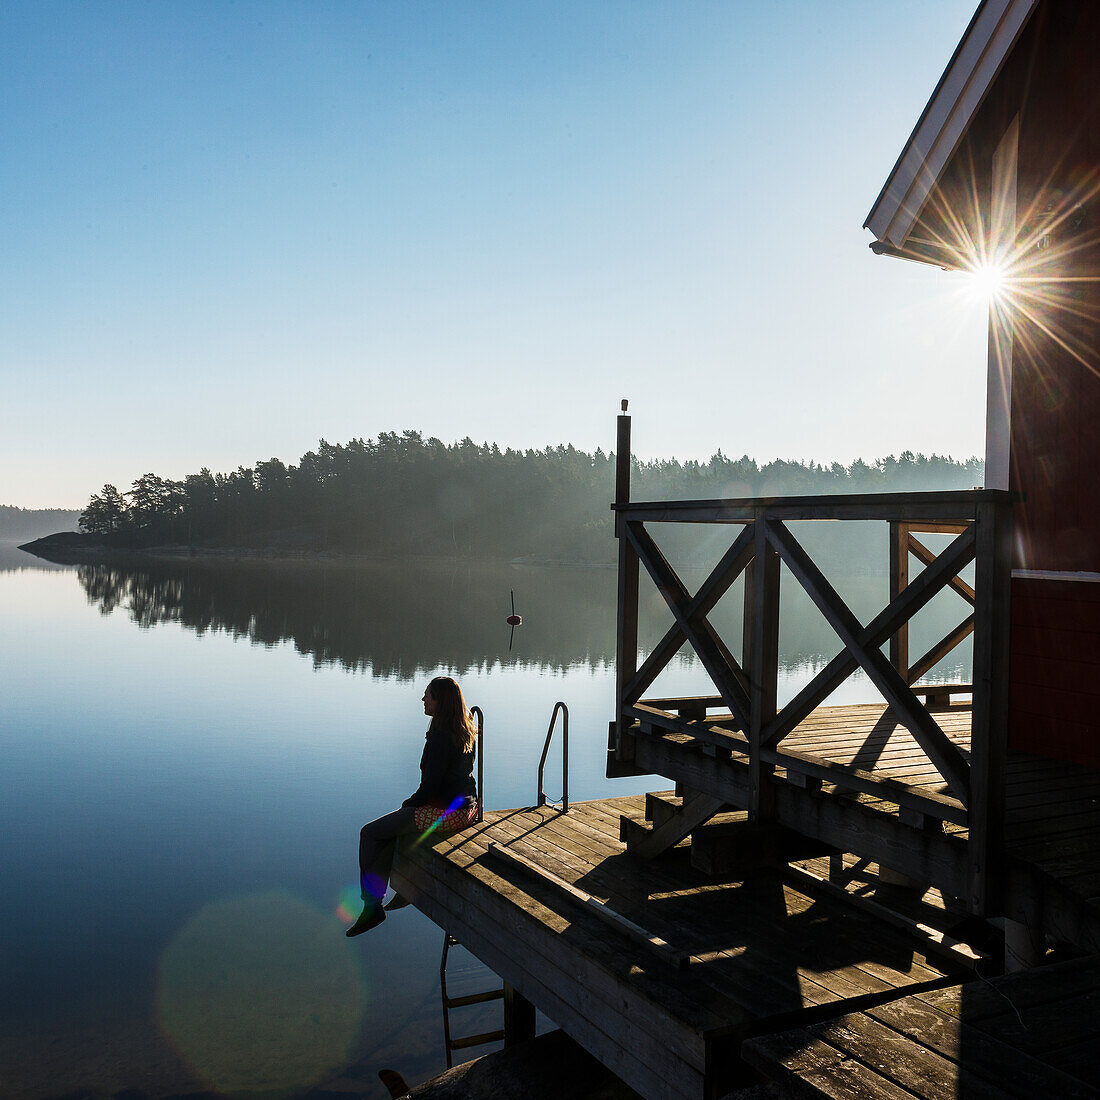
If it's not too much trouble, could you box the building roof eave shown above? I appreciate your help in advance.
[865,0,1038,252]
[867,239,953,270]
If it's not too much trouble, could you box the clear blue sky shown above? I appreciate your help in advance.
[1,0,989,509]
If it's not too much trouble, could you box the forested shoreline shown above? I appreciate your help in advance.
[0,505,80,541]
[68,432,984,565]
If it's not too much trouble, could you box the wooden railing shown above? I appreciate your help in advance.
[611,412,1013,914]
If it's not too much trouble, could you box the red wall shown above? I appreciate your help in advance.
[1009,578,1100,766]
[1004,2,1100,768]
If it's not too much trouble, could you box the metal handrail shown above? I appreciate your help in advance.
[471,705,484,823]
[537,702,569,813]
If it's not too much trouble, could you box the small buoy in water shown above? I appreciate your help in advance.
[506,589,522,627]
[507,590,522,651]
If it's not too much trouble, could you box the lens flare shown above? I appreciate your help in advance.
[336,884,363,923]
[157,890,367,1094]
[969,261,1007,300]
[412,796,466,847]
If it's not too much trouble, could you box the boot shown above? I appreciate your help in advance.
[345,901,386,937]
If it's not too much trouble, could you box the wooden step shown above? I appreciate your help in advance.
[645,790,682,827]
[691,820,834,876]
[622,790,728,858]
[620,815,690,851]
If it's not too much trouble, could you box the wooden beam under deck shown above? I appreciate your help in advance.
[392,796,968,1100]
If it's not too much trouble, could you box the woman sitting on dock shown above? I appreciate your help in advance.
[346,675,479,937]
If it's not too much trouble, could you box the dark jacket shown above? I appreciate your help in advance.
[402,730,476,808]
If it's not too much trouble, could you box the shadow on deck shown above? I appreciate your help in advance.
[393,796,971,1100]
[621,696,1100,954]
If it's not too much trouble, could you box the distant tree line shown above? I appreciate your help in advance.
[1,505,80,540]
[77,432,984,563]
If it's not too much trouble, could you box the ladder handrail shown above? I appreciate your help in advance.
[537,701,569,813]
[471,705,484,823]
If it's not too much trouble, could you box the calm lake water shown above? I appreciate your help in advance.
[0,537,971,1098]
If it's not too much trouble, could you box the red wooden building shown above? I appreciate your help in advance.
[602,0,1100,939]
[865,0,1100,768]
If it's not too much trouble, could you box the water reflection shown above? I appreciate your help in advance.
[0,539,70,573]
[72,554,972,684]
[76,558,619,678]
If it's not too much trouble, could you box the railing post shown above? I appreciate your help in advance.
[614,401,639,759]
[968,496,1012,915]
[889,521,910,680]
[471,706,484,823]
[745,509,780,822]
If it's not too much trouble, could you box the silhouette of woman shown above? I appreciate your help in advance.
[346,676,479,936]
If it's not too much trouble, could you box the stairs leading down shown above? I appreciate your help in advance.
[620,789,833,875]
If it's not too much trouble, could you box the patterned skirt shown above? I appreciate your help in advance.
[412,797,479,834]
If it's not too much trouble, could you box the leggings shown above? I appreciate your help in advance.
[358,806,416,902]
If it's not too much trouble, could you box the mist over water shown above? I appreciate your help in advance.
[1,543,972,1097]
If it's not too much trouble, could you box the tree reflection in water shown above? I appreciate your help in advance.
[77,558,621,679]
[76,553,974,685]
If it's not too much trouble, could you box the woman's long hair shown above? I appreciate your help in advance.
[427,676,478,754]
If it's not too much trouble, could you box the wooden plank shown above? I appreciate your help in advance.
[612,488,1006,524]
[614,512,640,759]
[502,983,535,1047]
[743,1027,921,1100]
[766,518,971,802]
[627,702,748,754]
[613,410,639,769]
[785,865,980,971]
[908,533,976,605]
[809,1011,1010,1099]
[1052,1035,1100,1084]
[866,992,1099,1099]
[904,523,971,535]
[765,745,968,826]
[914,956,1100,1020]
[747,513,781,821]
[890,521,909,678]
[972,501,1012,910]
[488,841,692,969]
[907,614,975,685]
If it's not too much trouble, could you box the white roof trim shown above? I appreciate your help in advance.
[865,0,1038,249]
[1012,570,1100,584]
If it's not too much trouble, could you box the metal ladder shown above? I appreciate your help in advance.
[439,933,504,1068]
[537,701,569,812]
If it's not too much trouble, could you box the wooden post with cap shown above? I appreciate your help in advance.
[614,400,639,765]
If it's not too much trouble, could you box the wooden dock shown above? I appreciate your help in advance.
[744,954,1100,1098]
[389,465,1100,1096]
[392,795,972,1100]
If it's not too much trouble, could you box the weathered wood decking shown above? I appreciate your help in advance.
[743,954,1100,1098]
[625,698,1100,950]
[393,795,971,1100]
